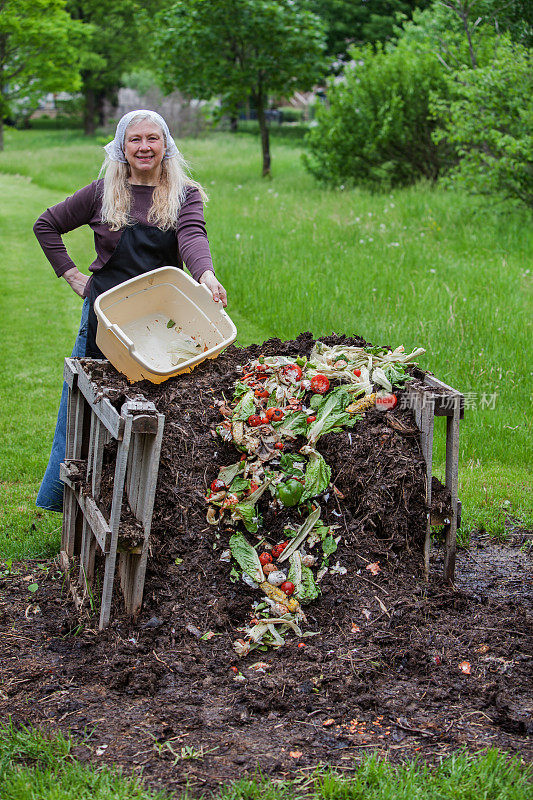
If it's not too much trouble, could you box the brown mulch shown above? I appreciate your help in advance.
[0,333,531,794]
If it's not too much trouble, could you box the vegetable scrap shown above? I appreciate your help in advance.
[167,330,206,366]
[205,341,425,655]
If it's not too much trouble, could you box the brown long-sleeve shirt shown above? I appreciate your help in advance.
[33,180,214,296]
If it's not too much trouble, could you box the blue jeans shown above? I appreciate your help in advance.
[36,299,90,513]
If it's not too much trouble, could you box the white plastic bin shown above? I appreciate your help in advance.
[94,267,237,384]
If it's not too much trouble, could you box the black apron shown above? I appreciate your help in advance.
[86,223,180,358]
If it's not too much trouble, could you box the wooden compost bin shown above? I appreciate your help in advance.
[59,359,464,629]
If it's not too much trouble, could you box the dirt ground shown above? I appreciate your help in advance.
[1,335,531,795]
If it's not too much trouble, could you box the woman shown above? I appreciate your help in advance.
[34,109,227,512]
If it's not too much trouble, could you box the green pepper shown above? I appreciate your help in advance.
[277,478,304,507]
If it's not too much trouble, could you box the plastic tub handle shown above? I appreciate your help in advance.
[109,324,135,353]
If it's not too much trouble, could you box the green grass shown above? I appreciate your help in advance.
[0,722,531,800]
[0,126,531,557]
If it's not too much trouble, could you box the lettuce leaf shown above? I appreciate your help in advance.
[274,411,308,439]
[300,447,331,502]
[232,502,261,534]
[218,461,243,486]
[298,566,321,603]
[229,533,264,581]
[288,552,320,603]
[233,380,251,400]
[307,387,359,445]
[278,453,305,477]
[233,390,256,421]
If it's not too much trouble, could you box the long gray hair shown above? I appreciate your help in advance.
[99,112,207,231]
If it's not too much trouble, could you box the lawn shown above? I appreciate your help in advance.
[0,125,531,559]
[1,722,531,800]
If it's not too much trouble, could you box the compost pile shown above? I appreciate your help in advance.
[92,333,430,651]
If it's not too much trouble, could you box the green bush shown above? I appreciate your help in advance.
[433,37,533,208]
[302,41,450,189]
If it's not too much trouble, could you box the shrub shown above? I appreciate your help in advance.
[302,41,450,189]
[433,37,533,208]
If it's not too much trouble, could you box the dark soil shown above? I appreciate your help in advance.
[1,334,531,795]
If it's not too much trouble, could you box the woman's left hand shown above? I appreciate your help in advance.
[200,271,227,307]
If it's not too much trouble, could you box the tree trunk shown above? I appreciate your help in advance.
[254,89,271,178]
[83,87,97,136]
[230,115,238,132]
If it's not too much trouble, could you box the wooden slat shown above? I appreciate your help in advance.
[99,413,134,629]
[90,417,106,499]
[63,358,78,389]
[60,462,113,554]
[75,365,124,440]
[444,395,461,582]
[121,411,165,616]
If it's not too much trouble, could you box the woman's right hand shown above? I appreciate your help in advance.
[63,267,89,298]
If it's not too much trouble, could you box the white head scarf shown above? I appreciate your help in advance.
[104,110,180,163]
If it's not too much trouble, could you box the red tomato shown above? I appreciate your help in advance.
[297,642,306,648]
[210,478,226,492]
[249,481,259,493]
[255,389,269,398]
[375,394,398,410]
[266,407,284,422]
[353,369,361,377]
[306,415,316,424]
[274,441,284,450]
[260,417,269,425]
[310,374,330,394]
[280,581,295,596]
[248,414,262,427]
[259,552,272,566]
[271,541,289,559]
[281,364,303,382]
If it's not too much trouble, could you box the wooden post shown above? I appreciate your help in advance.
[443,395,461,582]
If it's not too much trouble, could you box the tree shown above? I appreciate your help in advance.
[433,37,532,208]
[66,1,163,135]
[308,0,431,58]
[156,0,327,176]
[303,40,450,188]
[0,0,86,149]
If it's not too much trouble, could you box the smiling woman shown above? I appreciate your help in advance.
[32,109,227,513]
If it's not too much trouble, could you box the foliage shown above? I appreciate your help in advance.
[399,0,524,67]
[156,0,326,175]
[309,0,432,58]
[0,0,86,148]
[66,0,163,135]
[400,2,533,207]
[433,37,533,208]
[303,40,450,188]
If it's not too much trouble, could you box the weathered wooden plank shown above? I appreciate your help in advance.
[419,397,435,581]
[75,365,124,440]
[121,412,165,615]
[90,417,106,499]
[444,395,461,582]
[63,358,78,389]
[99,413,134,629]
[131,414,159,434]
[423,374,465,419]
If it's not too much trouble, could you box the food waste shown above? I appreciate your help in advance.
[206,342,425,656]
